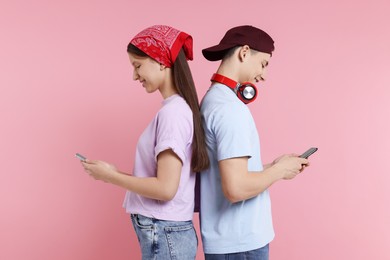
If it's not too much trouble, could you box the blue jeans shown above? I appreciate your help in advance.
[131,214,198,260]
[205,244,269,260]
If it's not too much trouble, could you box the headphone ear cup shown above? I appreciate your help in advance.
[237,82,258,104]
[210,74,258,104]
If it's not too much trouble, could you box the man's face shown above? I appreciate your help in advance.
[240,49,271,84]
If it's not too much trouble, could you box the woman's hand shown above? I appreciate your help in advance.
[81,160,118,183]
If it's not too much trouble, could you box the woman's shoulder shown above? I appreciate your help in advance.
[155,95,193,135]
[160,95,191,115]
[156,95,192,123]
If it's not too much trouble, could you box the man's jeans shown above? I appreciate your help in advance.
[205,244,269,260]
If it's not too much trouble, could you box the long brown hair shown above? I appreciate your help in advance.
[127,44,210,172]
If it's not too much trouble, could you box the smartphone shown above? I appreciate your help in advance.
[299,147,318,159]
[75,153,87,162]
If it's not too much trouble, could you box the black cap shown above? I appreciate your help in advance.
[202,25,275,61]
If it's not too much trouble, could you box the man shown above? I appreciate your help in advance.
[200,25,310,259]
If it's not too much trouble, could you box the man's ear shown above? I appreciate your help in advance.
[239,45,251,61]
[160,64,166,70]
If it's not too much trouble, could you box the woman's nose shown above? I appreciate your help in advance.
[133,70,139,81]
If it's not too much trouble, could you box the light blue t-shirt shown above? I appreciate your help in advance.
[200,83,275,254]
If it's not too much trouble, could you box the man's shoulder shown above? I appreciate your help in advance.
[201,85,247,113]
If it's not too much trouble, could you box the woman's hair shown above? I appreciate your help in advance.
[127,44,210,172]
[127,43,148,57]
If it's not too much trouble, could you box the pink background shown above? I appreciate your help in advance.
[1,0,389,259]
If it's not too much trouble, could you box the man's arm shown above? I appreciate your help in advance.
[219,155,308,203]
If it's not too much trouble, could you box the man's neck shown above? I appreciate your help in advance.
[216,59,241,82]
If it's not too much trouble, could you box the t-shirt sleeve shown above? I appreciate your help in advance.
[213,103,253,161]
[154,106,193,163]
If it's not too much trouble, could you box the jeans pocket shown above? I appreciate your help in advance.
[164,223,197,260]
[132,214,154,229]
[131,214,156,255]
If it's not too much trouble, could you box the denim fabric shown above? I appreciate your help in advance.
[205,244,269,260]
[131,214,197,260]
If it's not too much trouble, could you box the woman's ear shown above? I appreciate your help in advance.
[160,64,166,71]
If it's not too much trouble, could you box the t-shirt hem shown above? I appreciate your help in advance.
[218,152,252,161]
[203,234,275,254]
[155,140,186,163]
[124,208,194,222]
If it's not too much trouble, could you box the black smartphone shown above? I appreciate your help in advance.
[299,147,318,159]
[75,153,87,162]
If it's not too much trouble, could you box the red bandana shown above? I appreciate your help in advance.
[130,25,193,68]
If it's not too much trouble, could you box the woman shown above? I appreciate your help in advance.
[81,25,209,259]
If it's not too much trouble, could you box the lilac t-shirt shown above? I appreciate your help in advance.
[123,94,195,221]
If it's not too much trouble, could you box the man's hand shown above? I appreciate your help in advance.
[272,155,309,180]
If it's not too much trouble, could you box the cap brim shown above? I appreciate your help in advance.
[202,43,237,61]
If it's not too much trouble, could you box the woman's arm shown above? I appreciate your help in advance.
[82,149,182,201]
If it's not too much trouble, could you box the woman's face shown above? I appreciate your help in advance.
[128,53,166,93]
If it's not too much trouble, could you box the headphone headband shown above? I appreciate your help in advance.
[211,73,239,90]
